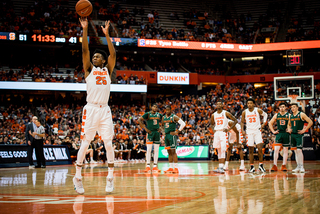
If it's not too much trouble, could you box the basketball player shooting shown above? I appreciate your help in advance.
[73,18,116,194]
[241,98,268,173]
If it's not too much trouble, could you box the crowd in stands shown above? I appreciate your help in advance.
[286,2,320,42]
[1,0,80,37]
[0,64,85,83]
[1,82,320,161]
[2,0,320,44]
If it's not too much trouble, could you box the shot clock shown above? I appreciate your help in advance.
[286,50,303,67]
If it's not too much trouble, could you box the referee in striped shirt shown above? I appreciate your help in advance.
[30,120,46,168]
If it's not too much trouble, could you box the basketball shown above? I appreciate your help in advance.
[75,0,92,17]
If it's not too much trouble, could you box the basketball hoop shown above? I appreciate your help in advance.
[288,95,299,104]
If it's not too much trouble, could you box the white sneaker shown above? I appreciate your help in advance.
[106,177,114,193]
[299,167,305,173]
[292,166,300,173]
[90,160,97,164]
[73,177,85,194]
[239,165,246,171]
[223,165,228,170]
[29,165,35,169]
[84,160,89,164]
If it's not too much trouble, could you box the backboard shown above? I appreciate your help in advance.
[274,75,314,102]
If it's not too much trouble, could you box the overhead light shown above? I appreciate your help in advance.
[171,53,174,55]
[241,56,263,61]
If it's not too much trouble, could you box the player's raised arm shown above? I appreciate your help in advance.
[225,112,237,132]
[210,114,216,133]
[101,20,116,75]
[257,108,268,128]
[171,115,186,135]
[241,111,246,136]
[268,114,279,134]
[298,112,313,134]
[79,17,93,78]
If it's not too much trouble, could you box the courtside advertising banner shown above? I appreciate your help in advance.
[158,145,209,159]
[138,39,320,52]
[157,72,189,85]
[0,145,71,164]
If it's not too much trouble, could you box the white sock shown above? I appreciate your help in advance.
[75,166,82,179]
[282,147,288,165]
[90,157,94,161]
[298,149,304,168]
[108,167,114,178]
[294,150,300,166]
[169,163,174,168]
[174,163,178,169]
[219,163,224,169]
[153,144,160,165]
[241,160,244,165]
[274,146,280,166]
[225,161,229,166]
[146,144,152,165]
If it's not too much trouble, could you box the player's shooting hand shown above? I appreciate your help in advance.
[79,17,88,29]
[101,20,110,36]
[298,129,305,135]
[273,130,279,135]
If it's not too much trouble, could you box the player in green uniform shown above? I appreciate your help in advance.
[138,104,163,173]
[288,103,313,173]
[268,102,290,172]
[162,106,186,174]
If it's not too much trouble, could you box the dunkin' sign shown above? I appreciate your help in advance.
[157,72,189,85]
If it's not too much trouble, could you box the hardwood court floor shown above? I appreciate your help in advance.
[1,161,320,214]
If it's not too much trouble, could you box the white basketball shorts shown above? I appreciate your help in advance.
[213,131,228,151]
[246,130,263,147]
[81,103,114,141]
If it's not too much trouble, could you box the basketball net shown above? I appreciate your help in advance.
[288,95,299,104]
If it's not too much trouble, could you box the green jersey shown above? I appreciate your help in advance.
[290,111,304,134]
[142,112,163,131]
[276,112,289,133]
[163,114,176,134]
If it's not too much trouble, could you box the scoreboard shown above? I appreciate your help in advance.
[286,49,303,67]
[0,32,79,44]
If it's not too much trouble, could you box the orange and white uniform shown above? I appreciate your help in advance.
[227,120,243,144]
[81,66,113,141]
[245,107,262,146]
[213,110,228,151]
